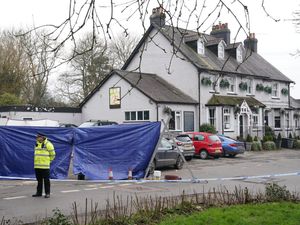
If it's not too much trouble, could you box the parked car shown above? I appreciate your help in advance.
[184,132,223,159]
[79,120,118,127]
[59,123,78,127]
[218,135,245,157]
[148,138,184,175]
[168,134,195,161]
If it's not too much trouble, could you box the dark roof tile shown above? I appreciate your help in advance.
[206,95,265,107]
[115,70,198,104]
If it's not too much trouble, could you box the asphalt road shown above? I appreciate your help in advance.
[1,149,300,223]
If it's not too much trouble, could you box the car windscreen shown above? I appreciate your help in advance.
[160,139,173,148]
[78,122,96,127]
[176,135,191,142]
[209,135,220,142]
[220,136,236,142]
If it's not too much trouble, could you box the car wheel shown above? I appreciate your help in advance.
[147,160,156,176]
[175,157,184,169]
[185,156,192,161]
[229,154,236,158]
[199,150,208,159]
[222,149,227,157]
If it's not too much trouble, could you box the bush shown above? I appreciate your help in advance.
[199,123,216,134]
[251,141,262,151]
[293,140,300,149]
[262,141,276,150]
[277,133,282,140]
[264,125,275,138]
[246,134,253,142]
[265,183,291,202]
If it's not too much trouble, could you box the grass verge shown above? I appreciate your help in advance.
[158,202,300,225]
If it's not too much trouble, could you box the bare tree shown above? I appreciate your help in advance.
[0,29,27,97]
[19,30,59,106]
[18,0,281,100]
[108,34,139,69]
[56,33,111,104]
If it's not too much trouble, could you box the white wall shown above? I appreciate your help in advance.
[126,29,199,102]
[157,103,198,132]
[81,74,157,124]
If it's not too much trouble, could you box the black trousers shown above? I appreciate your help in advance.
[35,168,50,195]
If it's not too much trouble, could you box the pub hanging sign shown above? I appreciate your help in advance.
[109,87,121,108]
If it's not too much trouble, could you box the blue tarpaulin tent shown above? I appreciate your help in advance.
[0,127,73,179]
[0,122,161,180]
[73,122,161,180]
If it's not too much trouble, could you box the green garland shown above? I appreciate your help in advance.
[281,88,288,96]
[201,77,212,86]
[219,79,230,89]
[239,81,248,91]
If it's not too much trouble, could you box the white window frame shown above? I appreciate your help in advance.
[125,110,150,121]
[227,76,236,93]
[274,110,281,129]
[223,107,231,130]
[253,114,258,128]
[246,78,253,95]
[169,111,182,131]
[218,41,225,59]
[209,76,219,93]
[236,44,243,63]
[197,39,205,55]
[272,83,279,98]
[208,108,216,127]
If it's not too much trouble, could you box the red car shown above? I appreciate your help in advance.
[184,132,223,159]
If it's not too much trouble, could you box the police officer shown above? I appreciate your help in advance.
[32,133,55,198]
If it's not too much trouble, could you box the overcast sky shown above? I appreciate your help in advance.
[0,1,299,98]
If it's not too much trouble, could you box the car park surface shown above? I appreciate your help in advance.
[184,132,223,159]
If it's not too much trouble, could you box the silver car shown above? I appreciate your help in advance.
[172,134,195,161]
[148,138,184,175]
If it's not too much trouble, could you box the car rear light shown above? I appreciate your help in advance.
[229,143,237,147]
[176,142,183,146]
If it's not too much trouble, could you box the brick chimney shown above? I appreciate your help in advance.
[150,6,166,27]
[210,22,231,44]
[244,33,258,53]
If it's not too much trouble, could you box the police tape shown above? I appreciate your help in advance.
[1,172,300,183]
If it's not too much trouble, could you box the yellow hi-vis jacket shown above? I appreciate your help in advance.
[34,139,55,169]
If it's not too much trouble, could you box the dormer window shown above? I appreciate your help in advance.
[218,41,225,59]
[197,39,205,55]
[236,44,243,63]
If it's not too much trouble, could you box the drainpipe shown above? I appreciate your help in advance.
[288,84,291,108]
[221,105,224,134]
[156,103,159,121]
[198,69,202,130]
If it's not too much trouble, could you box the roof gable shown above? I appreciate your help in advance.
[80,69,198,107]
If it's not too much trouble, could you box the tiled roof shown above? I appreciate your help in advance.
[151,24,293,83]
[115,70,198,104]
[290,96,300,109]
[80,70,198,107]
[206,95,265,107]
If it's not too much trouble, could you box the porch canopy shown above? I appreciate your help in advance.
[206,95,265,108]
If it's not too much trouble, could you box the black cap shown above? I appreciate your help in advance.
[37,132,46,137]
